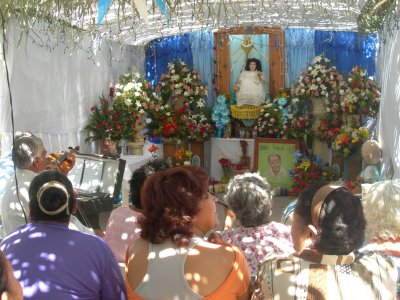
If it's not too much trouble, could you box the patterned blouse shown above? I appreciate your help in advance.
[221,221,294,276]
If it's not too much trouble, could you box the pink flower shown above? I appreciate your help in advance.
[270,118,275,123]
[263,121,267,126]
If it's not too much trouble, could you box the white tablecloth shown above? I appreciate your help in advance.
[209,138,254,180]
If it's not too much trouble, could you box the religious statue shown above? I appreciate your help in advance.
[234,58,267,106]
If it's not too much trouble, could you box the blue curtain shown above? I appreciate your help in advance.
[189,31,215,106]
[145,33,193,86]
[285,28,315,88]
[314,31,378,76]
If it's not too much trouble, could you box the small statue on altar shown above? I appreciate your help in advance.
[234,58,267,107]
[239,139,251,170]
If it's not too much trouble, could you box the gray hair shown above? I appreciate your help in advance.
[363,180,400,240]
[224,172,274,227]
[12,132,44,169]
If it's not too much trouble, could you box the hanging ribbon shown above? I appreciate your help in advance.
[156,0,169,25]
[133,0,149,24]
[97,0,112,26]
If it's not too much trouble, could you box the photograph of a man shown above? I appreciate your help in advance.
[267,154,287,180]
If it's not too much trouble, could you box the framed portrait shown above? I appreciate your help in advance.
[254,138,299,194]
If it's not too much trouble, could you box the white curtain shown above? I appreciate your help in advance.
[0,21,145,156]
[376,27,400,180]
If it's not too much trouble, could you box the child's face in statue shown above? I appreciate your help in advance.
[249,61,257,71]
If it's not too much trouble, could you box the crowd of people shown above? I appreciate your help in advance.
[0,132,399,299]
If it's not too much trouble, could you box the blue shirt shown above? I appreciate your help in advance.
[0,222,127,300]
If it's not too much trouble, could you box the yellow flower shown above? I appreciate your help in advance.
[353,88,360,93]
[299,160,311,171]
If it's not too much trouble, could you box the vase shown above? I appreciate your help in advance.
[311,97,330,164]
[126,141,144,155]
[216,127,223,138]
[101,137,118,156]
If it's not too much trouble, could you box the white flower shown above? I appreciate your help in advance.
[165,104,170,108]
[167,62,174,69]
[166,112,171,116]
[184,91,190,96]
[115,92,121,96]
[368,76,374,80]
[308,67,312,71]
[175,89,182,95]
[125,99,132,106]
[197,100,205,108]
[312,55,322,64]
[124,82,135,91]
[301,89,305,93]
[139,109,145,114]
[160,106,164,110]
[310,84,318,90]
[287,114,293,119]
[292,98,299,103]
[360,69,367,77]
[135,101,142,107]
[348,78,352,82]
[266,103,273,108]
[161,82,165,86]
[134,91,140,97]
[145,118,152,124]
[326,108,330,112]
[339,89,345,95]
[171,69,175,74]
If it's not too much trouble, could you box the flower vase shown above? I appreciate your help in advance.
[221,166,232,182]
[311,97,330,164]
[216,127,223,138]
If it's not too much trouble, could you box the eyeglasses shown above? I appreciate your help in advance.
[208,192,228,208]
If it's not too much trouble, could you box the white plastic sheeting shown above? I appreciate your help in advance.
[0,22,145,155]
[376,29,400,180]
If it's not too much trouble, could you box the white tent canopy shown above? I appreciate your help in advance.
[1,0,400,179]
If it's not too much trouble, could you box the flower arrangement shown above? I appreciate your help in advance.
[85,96,137,142]
[331,126,370,157]
[154,60,214,141]
[148,144,159,159]
[291,151,340,194]
[343,66,380,117]
[292,54,335,99]
[282,96,314,139]
[253,103,284,138]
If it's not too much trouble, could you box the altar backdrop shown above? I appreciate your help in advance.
[145,28,378,104]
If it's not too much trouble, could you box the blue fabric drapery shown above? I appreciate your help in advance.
[285,28,315,88]
[145,33,193,87]
[314,31,378,76]
[189,31,215,106]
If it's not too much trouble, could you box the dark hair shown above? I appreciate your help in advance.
[296,181,366,254]
[29,170,76,222]
[245,58,262,72]
[139,166,209,247]
[128,159,169,209]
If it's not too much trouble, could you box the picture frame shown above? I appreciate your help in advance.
[254,138,300,195]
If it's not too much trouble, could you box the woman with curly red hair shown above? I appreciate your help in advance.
[125,166,251,300]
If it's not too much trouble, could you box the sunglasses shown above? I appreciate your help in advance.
[208,192,229,208]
